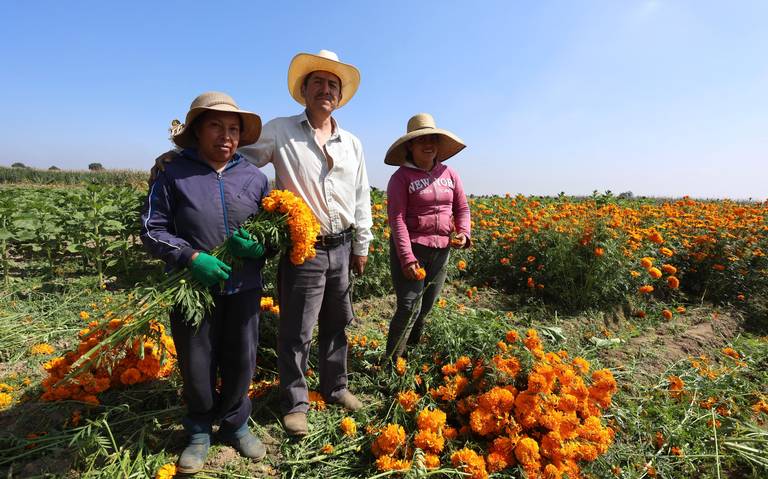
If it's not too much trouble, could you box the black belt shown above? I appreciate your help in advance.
[315,227,354,248]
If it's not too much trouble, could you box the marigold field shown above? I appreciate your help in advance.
[1,178,767,479]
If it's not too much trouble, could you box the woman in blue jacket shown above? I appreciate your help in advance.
[141,92,269,474]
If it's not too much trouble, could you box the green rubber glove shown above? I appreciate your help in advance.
[188,252,231,287]
[227,227,265,259]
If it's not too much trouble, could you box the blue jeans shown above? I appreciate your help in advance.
[385,241,450,359]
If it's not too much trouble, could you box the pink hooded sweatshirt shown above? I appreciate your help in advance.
[387,161,471,268]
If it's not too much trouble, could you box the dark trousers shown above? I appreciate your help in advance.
[277,242,353,414]
[385,241,450,359]
[170,289,260,435]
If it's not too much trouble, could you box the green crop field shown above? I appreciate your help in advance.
[1,180,766,478]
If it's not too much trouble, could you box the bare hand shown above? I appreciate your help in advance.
[402,262,420,281]
[451,233,468,249]
[148,151,180,185]
[351,254,368,276]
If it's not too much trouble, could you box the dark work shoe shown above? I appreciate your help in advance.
[224,423,266,461]
[283,412,308,437]
[177,432,210,474]
[334,391,363,411]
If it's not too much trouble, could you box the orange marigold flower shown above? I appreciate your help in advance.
[120,367,142,385]
[0,392,13,410]
[414,267,426,280]
[371,424,406,457]
[524,329,542,352]
[260,296,274,311]
[661,264,677,274]
[676,305,686,313]
[308,390,326,410]
[721,347,740,359]
[414,429,445,454]
[751,400,768,414]
[79,311,90,320]
[668,375,684,399]
[594,247,604,257]
[154,463,177,479]
[456,356,472,370]
[451,448,488,479]
[340,416,357,436]
[572,356,590,375]
[660,247,674,257]
[417,407,447,433]
[457,260,467,271]
[375,454,411,472]
[640,257,654,269]
[395,357,407,376]
[514,437,540,467]
[648,267,662,279]
[320,443,334,454]
[662,309,673,320]
[639,285,654,294]
[648,230,664,244]
[667,276,680,289]
[424,452,441,469]
[505,330,519,343]
[712,264,726,271]
[397,390,420,412]
[30,343,55,355]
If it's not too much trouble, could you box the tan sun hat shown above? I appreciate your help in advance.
[287,49,360,108]
[384,113,466,166]
[172,91,262,149]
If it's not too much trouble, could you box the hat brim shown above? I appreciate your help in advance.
[384,128,466,166]
[173,104,262,149]
[287,53,360,108]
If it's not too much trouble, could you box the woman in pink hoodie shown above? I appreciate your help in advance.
[384,113,471,359]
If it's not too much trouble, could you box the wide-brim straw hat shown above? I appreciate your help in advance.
[172,91,262,149]
[384,113,466,166]
[287,50,360,108]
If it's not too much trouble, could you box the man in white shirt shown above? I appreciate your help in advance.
[239,50,373,437]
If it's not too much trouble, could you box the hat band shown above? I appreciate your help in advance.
[200,100,238,109]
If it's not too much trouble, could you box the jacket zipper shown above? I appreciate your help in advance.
[218,171,231,292]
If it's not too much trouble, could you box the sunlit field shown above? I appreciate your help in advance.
[1,176,766,478]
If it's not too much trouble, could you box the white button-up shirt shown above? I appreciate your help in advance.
[239,111,373,256]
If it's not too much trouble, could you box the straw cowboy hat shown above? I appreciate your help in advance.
[287,49,360,108]
[384,113,466,166]
[172,91,262,148]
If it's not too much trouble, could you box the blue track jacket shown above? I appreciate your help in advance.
[140,148,270,294]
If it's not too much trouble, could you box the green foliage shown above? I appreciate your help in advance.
[0,166,149,186]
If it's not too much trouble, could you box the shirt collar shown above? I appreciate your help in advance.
[297,110,341,142]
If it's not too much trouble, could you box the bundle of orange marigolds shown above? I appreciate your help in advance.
[372,328,618,479]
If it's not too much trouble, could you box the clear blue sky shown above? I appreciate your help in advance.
[1,1,766,199]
